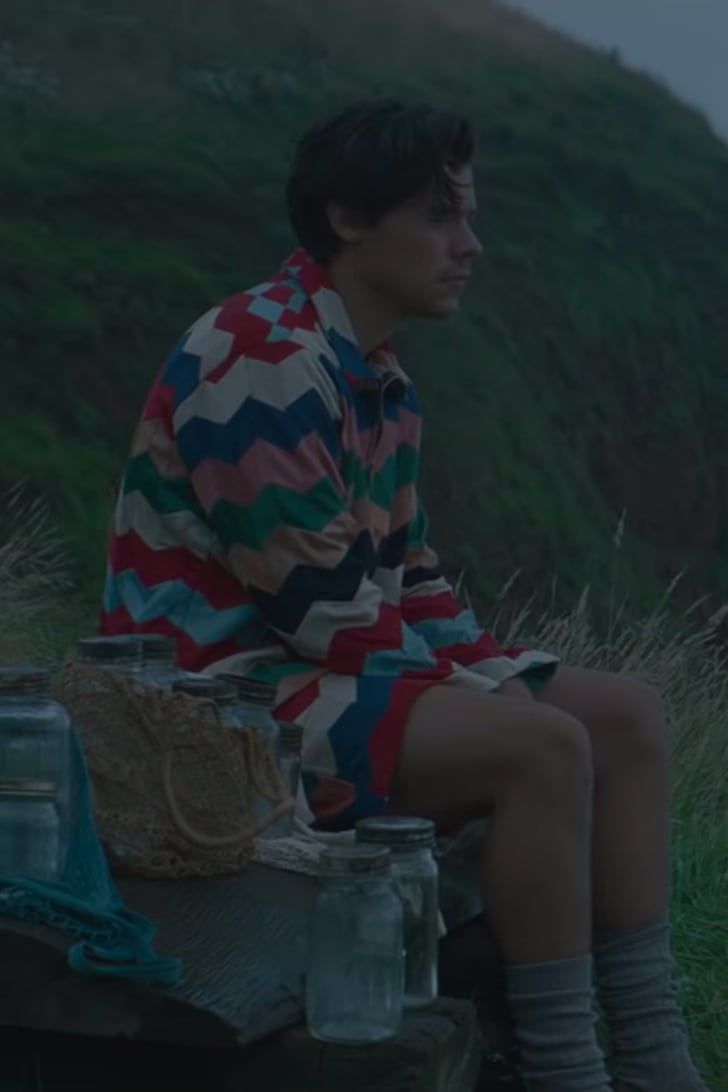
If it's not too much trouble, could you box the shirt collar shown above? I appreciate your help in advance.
[276,247,411,395]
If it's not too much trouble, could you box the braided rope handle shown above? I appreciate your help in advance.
[161,749,294,847]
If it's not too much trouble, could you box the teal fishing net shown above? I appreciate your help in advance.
[0,729,181,985]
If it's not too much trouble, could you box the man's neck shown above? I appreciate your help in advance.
[324,257,403,359]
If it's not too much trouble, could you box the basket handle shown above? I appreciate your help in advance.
[162,752,295,848]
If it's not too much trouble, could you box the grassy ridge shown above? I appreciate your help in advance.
[2,0,728,629]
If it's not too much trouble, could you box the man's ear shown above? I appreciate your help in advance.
[326,202,366,246]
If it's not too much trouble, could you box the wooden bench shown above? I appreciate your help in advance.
[0,832,522,1091]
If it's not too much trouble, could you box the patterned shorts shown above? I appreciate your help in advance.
[275,663,557,832]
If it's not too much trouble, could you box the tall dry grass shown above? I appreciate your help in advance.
[0,483,73,665]
[488,570,728,820]
[457,516,728,1084]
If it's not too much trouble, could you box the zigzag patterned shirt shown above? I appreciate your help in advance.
[100,247,558,817]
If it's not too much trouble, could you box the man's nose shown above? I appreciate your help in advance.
[463,224,483,261]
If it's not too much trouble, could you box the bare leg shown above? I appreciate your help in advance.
[533,667,671,937]
[533,668,704,1092]
[387,683,617,1090]
[592,738,671,932]
[387,683,595,963]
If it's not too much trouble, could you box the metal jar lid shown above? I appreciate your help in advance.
[319,844,391,877]
[0,666,52,695]
[76,636,140,662]
[137,634,177,661]
[356,816,436,849]
[0,778,57,798]
[216,673,276,707]
[172,677,237,703]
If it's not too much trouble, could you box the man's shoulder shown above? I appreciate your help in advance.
[163,277,347,430]
[190,274,322,371]
[163,272,339,413]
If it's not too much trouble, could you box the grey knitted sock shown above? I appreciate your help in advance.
[504,953,612,1091]
[593,911,709,1091]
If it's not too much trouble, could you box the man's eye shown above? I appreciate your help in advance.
[429,212,477,226]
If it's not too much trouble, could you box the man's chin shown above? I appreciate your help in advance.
[407,295,461,321]
[429,297,460,316]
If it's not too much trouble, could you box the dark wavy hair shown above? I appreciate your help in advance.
[286,98,475,264]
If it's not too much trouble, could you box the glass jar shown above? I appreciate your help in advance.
[173,675,286,839]
[215,675,280,753]
[137,634,181,688]
[0,779,63,881]
[306,844,404,1044]
[0,667,71,792]
[263,721,302,838]
[75,635,141,677]
[356,816,439,1008]
[171,677,239,727]
[215,675,286,840]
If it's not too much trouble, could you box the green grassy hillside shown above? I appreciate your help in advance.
[3,0,728,633]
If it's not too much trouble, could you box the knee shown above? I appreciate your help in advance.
[628,677,672,764]
[611,675,671,764]
[527,708,594,788]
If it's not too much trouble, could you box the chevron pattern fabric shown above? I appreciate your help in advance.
[100,247,558,827]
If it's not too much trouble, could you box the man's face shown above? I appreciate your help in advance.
[330,163,483,320]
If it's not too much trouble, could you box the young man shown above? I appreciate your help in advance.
[100,100,709,1091]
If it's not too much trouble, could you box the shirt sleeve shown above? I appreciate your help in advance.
[173,346,445,679]
[400,495,550,685]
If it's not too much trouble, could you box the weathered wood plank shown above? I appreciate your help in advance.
[0,843,508,1068]
[222,998,481,1092]
[0,864,316,1045]
[0,1004,484,1092]
[0,1026,232,1092]
[118,861,316,1046]
[0,923,158,1040]
[0,857,522,1089]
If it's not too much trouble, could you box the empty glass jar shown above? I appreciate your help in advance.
[172,675,287,838]
[0,666,71,792]
[137,634,181,688]
[356,816,439,1008]
[215,674,287,840]
[215,675,280,753]
[262,721,302,838]
[171,676,239,727]
[0,779,63,882]
[306,844,404,1044]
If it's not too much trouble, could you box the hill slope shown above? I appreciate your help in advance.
[2,0,728,629]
